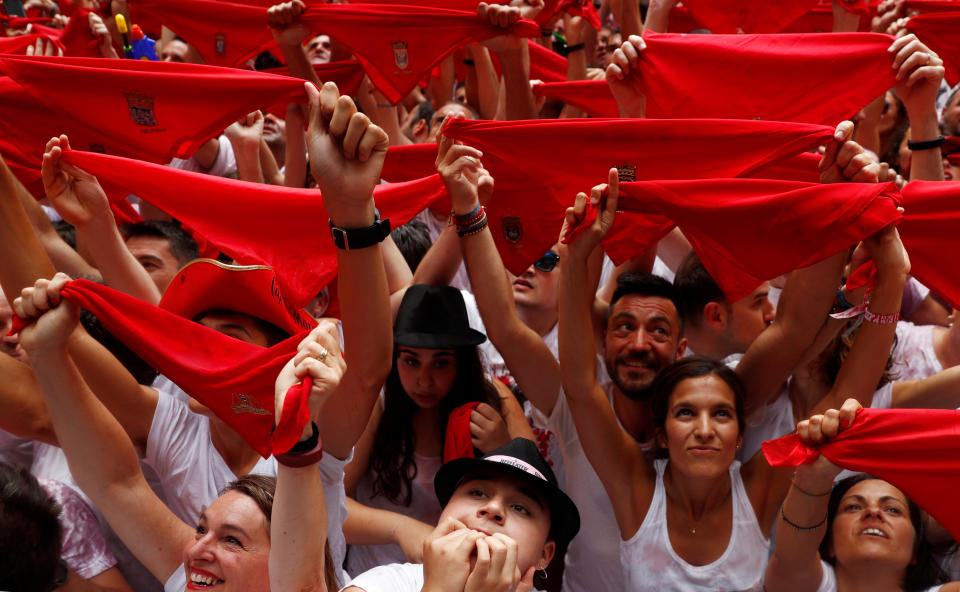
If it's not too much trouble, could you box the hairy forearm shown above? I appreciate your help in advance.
[77,217,161,305]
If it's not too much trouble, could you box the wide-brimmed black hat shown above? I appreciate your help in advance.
[434,438,581,548]
[394,285,486,349]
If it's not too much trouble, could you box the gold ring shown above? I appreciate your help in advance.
[315,347,329,363]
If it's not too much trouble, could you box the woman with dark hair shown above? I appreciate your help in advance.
[765,405,960,592]
[344,284,532,575]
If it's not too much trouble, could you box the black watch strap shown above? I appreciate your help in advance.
[329,209,391,250]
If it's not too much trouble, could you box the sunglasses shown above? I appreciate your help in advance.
[533,251,560,272]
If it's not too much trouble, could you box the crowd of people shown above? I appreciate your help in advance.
[1,0,960,590]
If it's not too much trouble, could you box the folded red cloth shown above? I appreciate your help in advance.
[899,181,960,309]
[60,150,448,309]
[57,278,306,457]
[299,3,539,103]
[0,55,308,163]
[907,13,960,84]
[762,407,960,543]
[444,402,481,463]
[681,0,819,33]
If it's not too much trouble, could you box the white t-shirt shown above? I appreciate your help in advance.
[739,384,796,462]
[621,460,767,591]
[163,449,350,592]
[345,562,543,592]
[549,381,651,592]
[147,395,351,587]
[892,321,944,382]
[168,135,237,178]
[414,209,472,292]
[347,453,443,576]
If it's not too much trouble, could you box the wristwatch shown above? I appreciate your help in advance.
[329,209,391,250]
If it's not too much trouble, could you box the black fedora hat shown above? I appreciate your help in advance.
[434,438,581,548]
[394,285,486,349]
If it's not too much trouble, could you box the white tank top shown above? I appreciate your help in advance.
[620,459,768,591]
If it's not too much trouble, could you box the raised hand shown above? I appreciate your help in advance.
[436,124,495,215]
[605,35,647,118]
[558,167,619,261]
[41,135,113,229]
[889,34,944,119]
[479,2,527,52]
[470,402,511,453]
[275,320,347,426]
[12,273,79,356]
[819,121,880,184]
[268,0,313,47]
[305,81,388,226]
[224,110,266,146]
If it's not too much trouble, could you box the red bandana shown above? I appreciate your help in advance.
[57,278,306,458]
[261,59,365,118]
[60,150,448,308]
[637,31,896,125]
[382,143,440,183]
[58,8,102,57]
[444,402,481,463]
[763,408,960,543]
[0,55,308,163]
[0,34,49,54]
[907,13,960,84]
[533,80,618,118]
[680,0,819,33]
[534,0,602,30]
[131,0,276,67]
[443,117,835,276]
[613,179,901,300]
[904,0,960,12]
[528,41,568,83]
[298,4,539,103]
[899,181,960,309]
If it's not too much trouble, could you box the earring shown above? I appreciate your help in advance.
[538,569,548,581]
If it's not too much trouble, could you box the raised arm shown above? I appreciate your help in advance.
[224,112,267,184]
[890,34,945,182]
[437,130,561,416]
[14,274,189,582]
[270,321,347,592]
[478,2,538,120]
[42,136,161,305]
[735,121,880,418]
[305,81,393,459]
[268,0,322,87]
[606,36,647,118]
[557,170,654,538]
[764,399,861,592]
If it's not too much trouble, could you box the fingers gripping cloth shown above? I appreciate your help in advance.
[762,408,960,543]
[12,279,312,457]
[907,13,960,85]
[444,402,481,463]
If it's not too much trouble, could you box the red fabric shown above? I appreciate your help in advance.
[299,4,540,103]
[59,8,102,57]
[443,117,835,278]
[907,13,960,85]
[899,181,960,309]
[261,60,365,119]
[381,143,439,183]
[60,150,448,309]
[0,56,308,163]
[904,0,960,13]
[533,80,618,117]
[680,0,820,33]
[538,0,602,29]
[444,402,481,463]
[613,179,901,300]
[57,278,307,458]
[528,41,568,83]
[636,32,896,126]
[273,377,312,456]
[762,408,960,543]
[131,0,277,67]
[0,34,50,54]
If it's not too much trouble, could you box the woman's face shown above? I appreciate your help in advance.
[182,491,271,591]
[830,479,915,570]
[657,375,741,479]
[397,347,458,408]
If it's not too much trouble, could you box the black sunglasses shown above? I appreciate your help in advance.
[533,251,560,272]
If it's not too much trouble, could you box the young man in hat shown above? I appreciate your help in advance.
[344,438,579,592]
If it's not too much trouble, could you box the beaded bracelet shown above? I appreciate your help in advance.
[780,507,827,531]
[457,214,489,237]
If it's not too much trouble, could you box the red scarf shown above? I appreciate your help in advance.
[444,402,481,463]
[907,13,960,85]
[57,278,307,458]
[131,0,276,67]
[444,117,835,277]
[60,150,448,309]
[0,56,308,163]
[382,143,440,183]
[899,181,960,309]
[637,31,896,126]
[298,4,539,104]
[261,59,365,118]
[58,8,102,57]
[0,34,49,54]
[613,179,901,301]
[680,0,820,33]
[532,80,618,118]
[528,41,568,83]
[763,408,960,543]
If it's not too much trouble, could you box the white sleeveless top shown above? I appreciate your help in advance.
[620,460,768,591]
